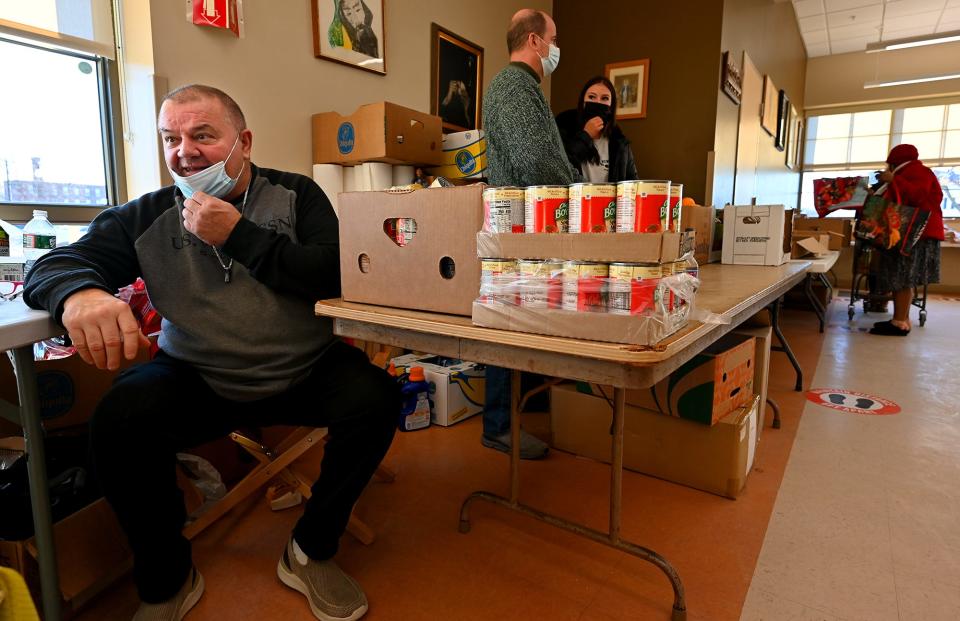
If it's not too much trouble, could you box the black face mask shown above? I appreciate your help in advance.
[582,101,613,124]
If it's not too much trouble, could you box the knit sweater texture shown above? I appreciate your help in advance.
[483,62,577,187]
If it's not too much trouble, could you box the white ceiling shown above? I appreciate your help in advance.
[792,0,960,57]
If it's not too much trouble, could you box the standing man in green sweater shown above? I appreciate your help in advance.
[481,9,577,459]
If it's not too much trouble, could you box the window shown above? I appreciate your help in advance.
[801,102,960,217]
[0,37,115,208]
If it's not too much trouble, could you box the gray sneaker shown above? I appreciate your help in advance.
[277,537,368,621]
[481,430,549,459]
[132,567,203,621]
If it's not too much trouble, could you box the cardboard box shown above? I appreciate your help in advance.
[339,185,483,316]
[791,233,831,259]
[550,384,760,499]
[585,332,756,425]
[472,301,685,346]
[679,204,716,265]
[476,231,690,263]
[0,498,133,617]
[426,130,487,180]
[391,354,486,426]
[793,217,852,250]
[312,102,443,166]
[0,350,148,437]
[732,326,771,456]
[722,205,793,266]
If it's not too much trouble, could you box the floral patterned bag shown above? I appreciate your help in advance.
[854,180,929,256]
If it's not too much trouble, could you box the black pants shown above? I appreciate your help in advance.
[89,341,399,603]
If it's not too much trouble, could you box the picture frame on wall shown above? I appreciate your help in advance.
[775,89,789,152]
[720,51,742,105]
[760,75,778,135]
[605,59,650,119]
[312,0,385,75]
[787,107,803,170]
[430,23,484,133]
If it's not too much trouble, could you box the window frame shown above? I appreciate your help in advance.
[0,35,126,224]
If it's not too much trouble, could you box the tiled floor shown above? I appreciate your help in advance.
[70,296,960,620]
[741,297,960,621]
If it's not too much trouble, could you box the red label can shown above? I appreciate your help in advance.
[616,180,671,233]
[483,187,525,233]
[569,183,616,233]
[562,261,608,312]
[518,260,563,309]
[670,183,683,232]
[525,185,569,233]
[608,263,662,316]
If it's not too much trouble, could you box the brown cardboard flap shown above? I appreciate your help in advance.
[475,231,686,263]
[339,186,483,315]
[472,301,681,346]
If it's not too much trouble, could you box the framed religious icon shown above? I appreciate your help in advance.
[312,0,385,75]
[605,59,650,119]
[430,23,484,132]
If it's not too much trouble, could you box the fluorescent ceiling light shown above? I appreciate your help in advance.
[864,72,960,88]
[867,30,960,53]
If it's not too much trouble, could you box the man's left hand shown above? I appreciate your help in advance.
[182,190,242,246]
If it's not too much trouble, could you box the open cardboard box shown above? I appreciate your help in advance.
[793,217,853,250]
[679,204,717,264]
[339,185,484,316]
[312,101,443,166]
[0,498,132,618]
[791,233,831,258]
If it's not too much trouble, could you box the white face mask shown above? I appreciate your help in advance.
[536,35,560,77]
[169,134,243,199]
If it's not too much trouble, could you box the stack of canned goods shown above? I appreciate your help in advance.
[480,257,698,318]
[482,181,684,234]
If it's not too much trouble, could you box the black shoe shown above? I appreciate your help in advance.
[869,322,910,336]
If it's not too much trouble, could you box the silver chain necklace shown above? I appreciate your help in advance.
[210,180,251,283]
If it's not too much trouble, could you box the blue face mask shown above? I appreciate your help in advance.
[536,35,560,77]
[170,134,242,199]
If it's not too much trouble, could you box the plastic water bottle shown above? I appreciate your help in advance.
[22,210,56,277]
[398,366,431,431]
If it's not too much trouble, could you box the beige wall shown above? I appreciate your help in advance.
[551,0,724,205]
[712,0,806,210]
[144,0,551,180]
[805,41,960,110]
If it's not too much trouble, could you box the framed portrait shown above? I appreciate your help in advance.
[760,75,778,135]
[605,59,650,120]
[312,0,385,75]
[720,51,742,106]
[431,24,483,133]
[775,90,789,152]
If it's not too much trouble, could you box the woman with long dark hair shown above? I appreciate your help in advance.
[555,76,638,183]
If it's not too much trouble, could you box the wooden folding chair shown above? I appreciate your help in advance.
[182,427,395,544]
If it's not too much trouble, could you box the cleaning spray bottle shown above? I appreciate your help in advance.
[398,366,431,431]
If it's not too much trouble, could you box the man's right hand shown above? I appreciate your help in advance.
[61,289,150,370]
[584,116,604,140]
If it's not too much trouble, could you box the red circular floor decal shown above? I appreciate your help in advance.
[806,389,900,415]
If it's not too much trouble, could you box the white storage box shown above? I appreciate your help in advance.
[721,205,792,266]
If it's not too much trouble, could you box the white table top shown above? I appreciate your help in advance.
[794,250,839,274]
[0,298,62,352]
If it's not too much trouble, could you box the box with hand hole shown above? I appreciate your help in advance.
[338,185,483,315]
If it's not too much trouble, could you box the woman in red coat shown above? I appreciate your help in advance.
[870,144,943,336]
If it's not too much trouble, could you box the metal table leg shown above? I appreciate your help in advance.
[803,274,827,333]
[459,376,688,620]
[767,398,781,430]
[11,345,62,621]
[769,298,803,392]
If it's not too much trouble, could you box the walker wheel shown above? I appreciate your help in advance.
[919,310,927,327]
[847,304,855,321]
